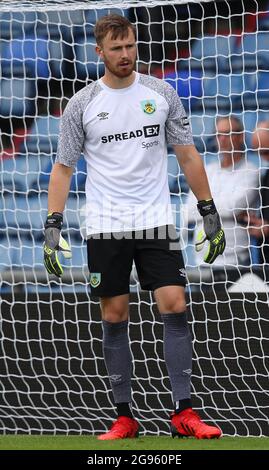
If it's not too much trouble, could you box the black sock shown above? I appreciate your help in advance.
[102,320,132,404]
[161,313,192,404]
[116,402,133,419]
[174,398,192,414]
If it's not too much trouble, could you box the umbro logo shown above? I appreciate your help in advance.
[179,268,186,278]
[97,112,109,120]
[109,374,122,383]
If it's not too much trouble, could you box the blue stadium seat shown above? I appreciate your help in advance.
[75,35,105,80]
[21,115,60,155]
[73,6,128,36]
[0,30,72,80]
[165,69,202,113]
[2,193,47,241]
[70,157,87,193]
[30,193,87,266]
[190,34,238,71]
[38,155,87,193]
[37,9,85,41]
[0,76,36,118]
[239,111,259,149]
[239,31,269,64]
[4,235,87,293]
[167,153,189,197]
[1,156,29,193]
[49,39,73,79]
[167,154,179,194]
[240,69,269,110]
[165,69,202,98]
[34,11,84,78]
[232,32,269,88]
[0,11,38,39]
[73,8,110,38]
[4,194,32,233]
[0,35,49,78]
[0,233,85,273]
[12,237,44,270]
[2,192,86,244]
[190,112,217,153]
[65,194,86,229]
[202,73,243,111]
[0,236,18,272]
[1,153,51,193]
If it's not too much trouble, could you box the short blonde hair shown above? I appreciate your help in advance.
[94,14,136,46]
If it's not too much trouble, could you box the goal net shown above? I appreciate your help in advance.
[0,0,268,436]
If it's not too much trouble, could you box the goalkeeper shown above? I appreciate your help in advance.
[44,14,225,440]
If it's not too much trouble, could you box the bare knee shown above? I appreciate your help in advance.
[154,286,186,314]
[100,294,129,322]
[159,298,186,313]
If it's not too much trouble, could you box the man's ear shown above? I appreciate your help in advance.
[96,45,103,58]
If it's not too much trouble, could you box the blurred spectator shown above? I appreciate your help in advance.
[185,116,259,267]
[240,121,269,264]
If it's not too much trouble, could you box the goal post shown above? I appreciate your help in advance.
[0,0,269,436]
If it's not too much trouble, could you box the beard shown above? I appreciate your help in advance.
[103,56,136,78]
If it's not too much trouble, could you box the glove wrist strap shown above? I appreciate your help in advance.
[47,212,63,218]
[197,199,216,217]
[45,212,63,230]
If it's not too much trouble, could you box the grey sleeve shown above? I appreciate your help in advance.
[55,96,84,167]
[164,84,194,146]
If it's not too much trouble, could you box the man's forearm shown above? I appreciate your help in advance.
[48,162,73,213]
[174,145,212,201]
[182,156,212,201]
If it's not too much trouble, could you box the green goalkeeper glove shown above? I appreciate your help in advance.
[195,199,226,264]
[44,212,72,277]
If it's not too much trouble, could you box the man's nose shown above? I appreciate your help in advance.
[121,48,129,57]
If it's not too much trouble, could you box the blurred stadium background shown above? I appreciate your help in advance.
[0,0,269,438]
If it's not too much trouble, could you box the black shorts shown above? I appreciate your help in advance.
[87,225,186,297]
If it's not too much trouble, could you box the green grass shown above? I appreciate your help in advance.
[0,436,268,450]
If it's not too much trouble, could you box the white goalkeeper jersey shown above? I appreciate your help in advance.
[56,72,193,235]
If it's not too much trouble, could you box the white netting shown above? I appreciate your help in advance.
[0,0,215,12]
[0,0,269,436]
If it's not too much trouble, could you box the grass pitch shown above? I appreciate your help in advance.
[0,435,268,450]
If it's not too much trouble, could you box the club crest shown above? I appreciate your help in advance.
[90,273,101,288]
[140,99,156,114]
